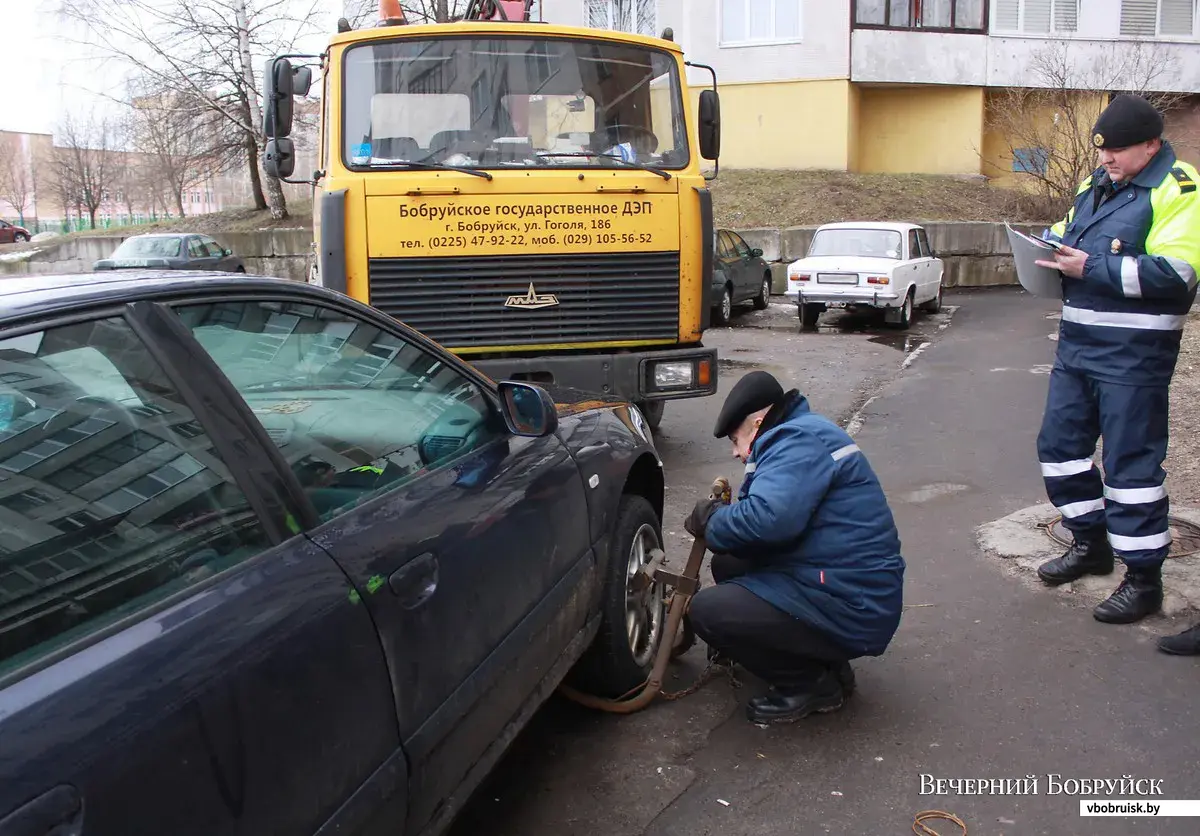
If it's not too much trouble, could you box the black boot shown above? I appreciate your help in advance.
[835,661,855,697]
[746,669,845,724]
[1037,528,1114,585]
[1157,623,1200,655]
[1093,564,1163,624]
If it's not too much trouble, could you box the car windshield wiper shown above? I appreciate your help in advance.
[363,159,493,181]
[536,152,671,180]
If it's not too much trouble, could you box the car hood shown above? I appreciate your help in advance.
[787,256,899,273]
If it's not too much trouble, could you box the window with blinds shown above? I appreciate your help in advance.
[993,0,1079,32]
[1121,0,1196,35]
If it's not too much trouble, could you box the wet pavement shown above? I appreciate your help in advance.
[446,287,1200,836]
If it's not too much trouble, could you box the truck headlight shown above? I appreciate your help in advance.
[653,361,694,388]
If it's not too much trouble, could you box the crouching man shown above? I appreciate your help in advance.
[684,371,906,724]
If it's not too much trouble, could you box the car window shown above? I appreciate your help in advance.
[731,234,751,258]
[717,232,735,259]
[174,300,505,522]
[0,317,271,679]
[111,237,183,259]
[186,238,208,259]
[908,230,921,260]
[201,237,226,258]
[916,228,932,257]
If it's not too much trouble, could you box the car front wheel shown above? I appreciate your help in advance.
[568,495,667,698]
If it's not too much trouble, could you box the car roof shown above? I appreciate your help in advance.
[0,271,328,327]
[814,221,923,232]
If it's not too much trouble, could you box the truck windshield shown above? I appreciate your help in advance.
[342,36,689,171]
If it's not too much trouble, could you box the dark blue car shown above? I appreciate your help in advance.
[0,271,672,836]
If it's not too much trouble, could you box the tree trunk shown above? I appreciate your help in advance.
[175,189,187,218]
[245,133,267,210]
[233,0,287,219]
[263,158,288,220]
[88,207,98,229]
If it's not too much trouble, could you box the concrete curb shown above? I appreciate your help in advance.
[977,502,1200,623]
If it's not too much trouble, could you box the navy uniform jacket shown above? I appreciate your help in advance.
[1045,141,1200,386]
[704,393,905,657]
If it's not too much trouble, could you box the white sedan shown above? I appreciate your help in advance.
[784,221,944,329]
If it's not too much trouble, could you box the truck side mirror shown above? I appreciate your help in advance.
[263,57,295,138]
[293,66,314,97]
[264,138,296,179]
[698,90,720,161]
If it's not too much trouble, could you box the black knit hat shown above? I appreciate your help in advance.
[713,370,784,438]
[1091,94,1164,150]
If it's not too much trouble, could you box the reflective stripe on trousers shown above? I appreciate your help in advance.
[1036,365,1171,564]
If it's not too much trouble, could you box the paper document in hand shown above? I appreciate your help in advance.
[1005,223,1064,300]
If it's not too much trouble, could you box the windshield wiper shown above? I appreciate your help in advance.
[364,159,493,181]
[536,152,671,180]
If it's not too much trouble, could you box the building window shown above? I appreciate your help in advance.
[993,0,1079,33]
[1120,0,1195,36]
[586,0,656,36]
[855,0,987,30]
[721,0,802,44]
[1013,147,1050,175]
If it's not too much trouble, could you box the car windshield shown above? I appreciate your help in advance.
[808,228,903,259]
[111,237,183,259]
[342,36,689,170]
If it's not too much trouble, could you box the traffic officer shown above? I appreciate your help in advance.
[683,371,906,724]
[1034,94,1200,628]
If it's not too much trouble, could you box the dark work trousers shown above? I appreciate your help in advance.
[1036,365,1171,568]
[688,552,852,690]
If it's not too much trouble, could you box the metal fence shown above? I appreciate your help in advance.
[1,214,177,235]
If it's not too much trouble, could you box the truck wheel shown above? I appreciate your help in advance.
[712,285,732,326]
[568,495,667,699]
[636,399,664,432]
[752,273,771,310]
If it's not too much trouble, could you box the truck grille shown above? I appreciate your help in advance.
[367,252,680,348]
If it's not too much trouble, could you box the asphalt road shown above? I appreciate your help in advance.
[447,288,1200,836]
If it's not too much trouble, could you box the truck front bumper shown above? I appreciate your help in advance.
[469,346,718,403]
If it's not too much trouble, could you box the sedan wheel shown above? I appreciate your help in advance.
[624,522,665,670]
[712,286,732,326]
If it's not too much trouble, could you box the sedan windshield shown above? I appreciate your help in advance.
[111,237,183,259]
[808,229,903,259]
[342,36,689,170]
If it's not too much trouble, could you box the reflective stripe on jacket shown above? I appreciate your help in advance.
[703,393,905,657]
[1045,141,1200,385]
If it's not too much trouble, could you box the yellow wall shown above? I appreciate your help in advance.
[855,85,985,175]
[691,79,855,170]
[981,89,1107,191]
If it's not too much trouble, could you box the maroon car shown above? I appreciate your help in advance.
[0,220,30,244]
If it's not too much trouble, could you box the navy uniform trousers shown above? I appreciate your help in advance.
[1037,368,1170,567]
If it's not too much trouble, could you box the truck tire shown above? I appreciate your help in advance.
[636,399,665,432]
[568,495,667,699]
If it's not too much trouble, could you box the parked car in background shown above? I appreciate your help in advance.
[711,229,773,326]
[0,220,31,244]
[92,233,245,273]
[784,221,944,330]
[0,270,669,836]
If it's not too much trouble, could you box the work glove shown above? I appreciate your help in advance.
[684,496,722,539]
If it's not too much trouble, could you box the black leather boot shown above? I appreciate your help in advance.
[1037,528,1114,585]
[746,669,845,724]
[1157,623,1200,655]
[835,661,855,697]
[1093,564,1163,624]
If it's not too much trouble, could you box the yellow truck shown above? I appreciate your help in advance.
[262,0,722,430]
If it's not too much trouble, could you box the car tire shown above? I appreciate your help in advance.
[752,273,771,310]
[712,285,733,326]
[920,282,942,313]
[891,288,914,330]
[14,233,28,243]
[568,495,667,699]
[800,302,822,329]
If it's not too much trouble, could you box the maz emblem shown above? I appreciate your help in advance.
[504,283,559,309]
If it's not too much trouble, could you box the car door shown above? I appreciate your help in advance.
[0,222,13,245]
[201,237,236,271]
[916,227,941,298]
[715,231,737,298]
[171,296,594,836]
[904,228,926,301]
[185,236,220,271]
[0,306,401,836]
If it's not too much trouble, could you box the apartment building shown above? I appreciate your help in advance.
[540,0,1200,177]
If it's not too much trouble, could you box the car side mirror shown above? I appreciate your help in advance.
[751,247,763,257]
[698,89,720,161]
[498,381,558,437]
[223,248,232,257]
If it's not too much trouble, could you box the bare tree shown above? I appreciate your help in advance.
[61,0,325,220]
[127,82,228,217]
[52,114,123,230]
[343,0,469,27]
[0,135,34,225]
[986,40,1188,203]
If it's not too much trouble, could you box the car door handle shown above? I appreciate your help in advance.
[0,785,83,836]
[389,553,438,609]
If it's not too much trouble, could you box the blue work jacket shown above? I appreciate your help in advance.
[704,394,905,657]
[1046,141,1200,386]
